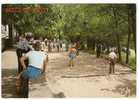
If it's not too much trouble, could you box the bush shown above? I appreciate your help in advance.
[129,57,136,70]
[121,51,136,70]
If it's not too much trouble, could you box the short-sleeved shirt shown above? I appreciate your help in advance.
[17,39,31,52]
[41,42,46,50]
[25,51,46,69]
[109,52,117,60]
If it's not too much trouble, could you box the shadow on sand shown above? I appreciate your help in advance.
[101,79,136,97]
[2,68,18,98]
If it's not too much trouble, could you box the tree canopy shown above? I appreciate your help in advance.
[2,4,136,63]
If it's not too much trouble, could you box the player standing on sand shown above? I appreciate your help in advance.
[68,43,77,68]
[108,49,117,74]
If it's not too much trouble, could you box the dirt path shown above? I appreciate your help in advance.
[2,50,18,98]
[2,50,136,98]
[47,52,136,97]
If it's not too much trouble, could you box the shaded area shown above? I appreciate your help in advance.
[2,68,29,98]
[2,68,65,98]
[2,69,18,98]
[2,51,136,98]
[61,72,135,78]
[101,79,136,97]
[53,92,65,98]
[112,79,136,97]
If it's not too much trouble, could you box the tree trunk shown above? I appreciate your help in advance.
[92,39,96,50]
[107,45,110,54]
[8,24,13,47]
[132,16,136,53]
[130,4,136,54]
[116,34,121,61]
[113,7,122,62]
[126,6,132,64]
[87,36,91,49]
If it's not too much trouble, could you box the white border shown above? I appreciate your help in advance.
[0,2,1,99]
[0,0,138,100]
[0,0,138,4]
[136,0,139,98]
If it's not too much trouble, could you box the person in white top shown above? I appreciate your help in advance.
[108,49,117,74]
[41,41,46,51]
[17,41,48,80]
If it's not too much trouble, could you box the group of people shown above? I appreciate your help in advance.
[38,38,68,53]
[16,34,48,97]
[68,43,117,73]
[15,34,117,97]
[15,34,80,93]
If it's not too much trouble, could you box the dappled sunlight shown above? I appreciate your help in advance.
[2,69,18,98]
[2,50,136,98]
[101,79,136,97]
[47,52,136,97]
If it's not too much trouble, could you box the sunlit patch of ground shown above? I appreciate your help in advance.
[2,50,136,98]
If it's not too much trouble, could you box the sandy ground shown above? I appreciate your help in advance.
[47,52,136,98]
[2,50,18,69]
[1,50,136,98]
[2,50,18,98]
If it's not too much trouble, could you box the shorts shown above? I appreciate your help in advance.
[21,65,42,79]
[69,53,76,60]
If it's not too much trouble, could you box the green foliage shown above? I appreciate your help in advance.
[2,4,132,42]
[2,4,135,47]
[121,51,136,70]
[129,57,136,70]
[2,4,136,69]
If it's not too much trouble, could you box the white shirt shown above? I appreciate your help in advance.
[41,42,46,50]
[109,52,117,60]
[25,51,46,69]
[18,39,30,50]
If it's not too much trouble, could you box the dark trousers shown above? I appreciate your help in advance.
[76,49,79,56]
[16,48,29,98]
[16,49,23,73]
[109,61,115,74]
